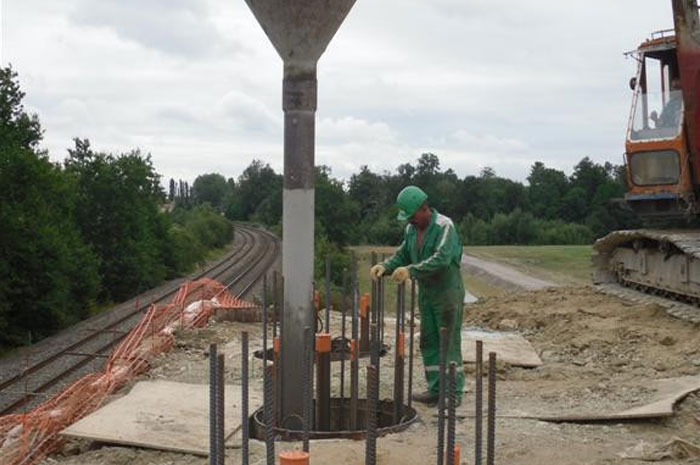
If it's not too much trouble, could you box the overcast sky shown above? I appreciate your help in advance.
[1,0,673,184]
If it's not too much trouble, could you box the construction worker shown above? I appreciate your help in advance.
[370,185,465,406]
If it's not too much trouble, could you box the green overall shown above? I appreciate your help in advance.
[383,209,465,398]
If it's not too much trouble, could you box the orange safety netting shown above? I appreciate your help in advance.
[0,278,256,465]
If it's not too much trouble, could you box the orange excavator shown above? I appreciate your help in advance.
[593,1,700,308]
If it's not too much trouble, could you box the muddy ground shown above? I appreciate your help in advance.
[41,284,700,465]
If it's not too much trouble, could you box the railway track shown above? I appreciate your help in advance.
[0,224,279,415]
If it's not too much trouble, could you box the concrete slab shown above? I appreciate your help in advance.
[462,329,543,368]
[61,380,263,456]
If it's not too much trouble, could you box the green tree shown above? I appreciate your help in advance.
[0,66,99,347]
[192,173,230,210]
[65,139,169,302]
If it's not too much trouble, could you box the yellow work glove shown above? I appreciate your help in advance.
[370,264,386,281]
[391,266,410,283]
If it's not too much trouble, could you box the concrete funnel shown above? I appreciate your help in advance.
[244,0,357,430]
[244,0,356,65]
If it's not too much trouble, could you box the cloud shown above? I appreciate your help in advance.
[69,0,228,58]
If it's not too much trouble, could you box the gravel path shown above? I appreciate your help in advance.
[462,254,558,291]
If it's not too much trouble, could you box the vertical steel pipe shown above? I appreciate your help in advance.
[475,340,483,465]
[242,332,250,465]
[364,365,378,465]
[487,352,497,465]
[243,0,357,427]
[216,353,225,465]
[447,362,457,465]
[407,280,416,409]
[209,344,217,465]
[437,327,448,465]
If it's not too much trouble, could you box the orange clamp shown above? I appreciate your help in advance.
[280,450,310,465]
[360,293,370,318]
[315,333,332,354]
[397,332,405,358]
[273,337,280,356]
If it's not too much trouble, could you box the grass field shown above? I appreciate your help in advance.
[350,244,593,304]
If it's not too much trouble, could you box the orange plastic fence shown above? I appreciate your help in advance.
[0,278,255,465]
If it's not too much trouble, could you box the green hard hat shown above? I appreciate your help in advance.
[396,185,428,221]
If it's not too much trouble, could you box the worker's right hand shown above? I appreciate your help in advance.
[370,264,385,281]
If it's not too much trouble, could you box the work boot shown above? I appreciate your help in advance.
[412,391,439,406]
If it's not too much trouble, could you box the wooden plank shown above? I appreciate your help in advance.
[61,380,263,456]
[461,330,543,368]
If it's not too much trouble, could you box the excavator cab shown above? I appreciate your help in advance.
[625,32,693,219]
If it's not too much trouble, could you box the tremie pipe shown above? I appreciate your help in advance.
[243,0,357,428]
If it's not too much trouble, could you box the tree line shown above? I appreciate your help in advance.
[0,67,232,349]
[184,154,639,252]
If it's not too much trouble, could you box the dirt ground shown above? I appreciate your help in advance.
[41,283,700,465]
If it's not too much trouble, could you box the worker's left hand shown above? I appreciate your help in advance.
[391,266,410,283]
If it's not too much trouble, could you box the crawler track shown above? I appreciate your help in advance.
[0,224,279,415]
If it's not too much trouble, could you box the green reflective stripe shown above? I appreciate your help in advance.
[425,365,440,372]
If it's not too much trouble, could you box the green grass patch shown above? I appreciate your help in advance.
[465,245,592,285]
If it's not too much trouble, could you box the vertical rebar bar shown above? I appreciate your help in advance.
[393,282,405,423]
[437,327,448,465]
[276,275,284,425]
[379,275,385,345]
[350,262,359,430]
[407,280,416,409]
[241,332,250,465]
[487,352,497,465]
[209,344,217,465]
[264,364,275,465]
[325,254,331,333]
[365,365,378,465]
[316,334,331,431]
[447,362,457,465]
[475,340,483,465]
[340,267,348,430]
[216,353,225,465]
[302,326,312,452]
[262,275,269,391]
[272,271,278,339]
